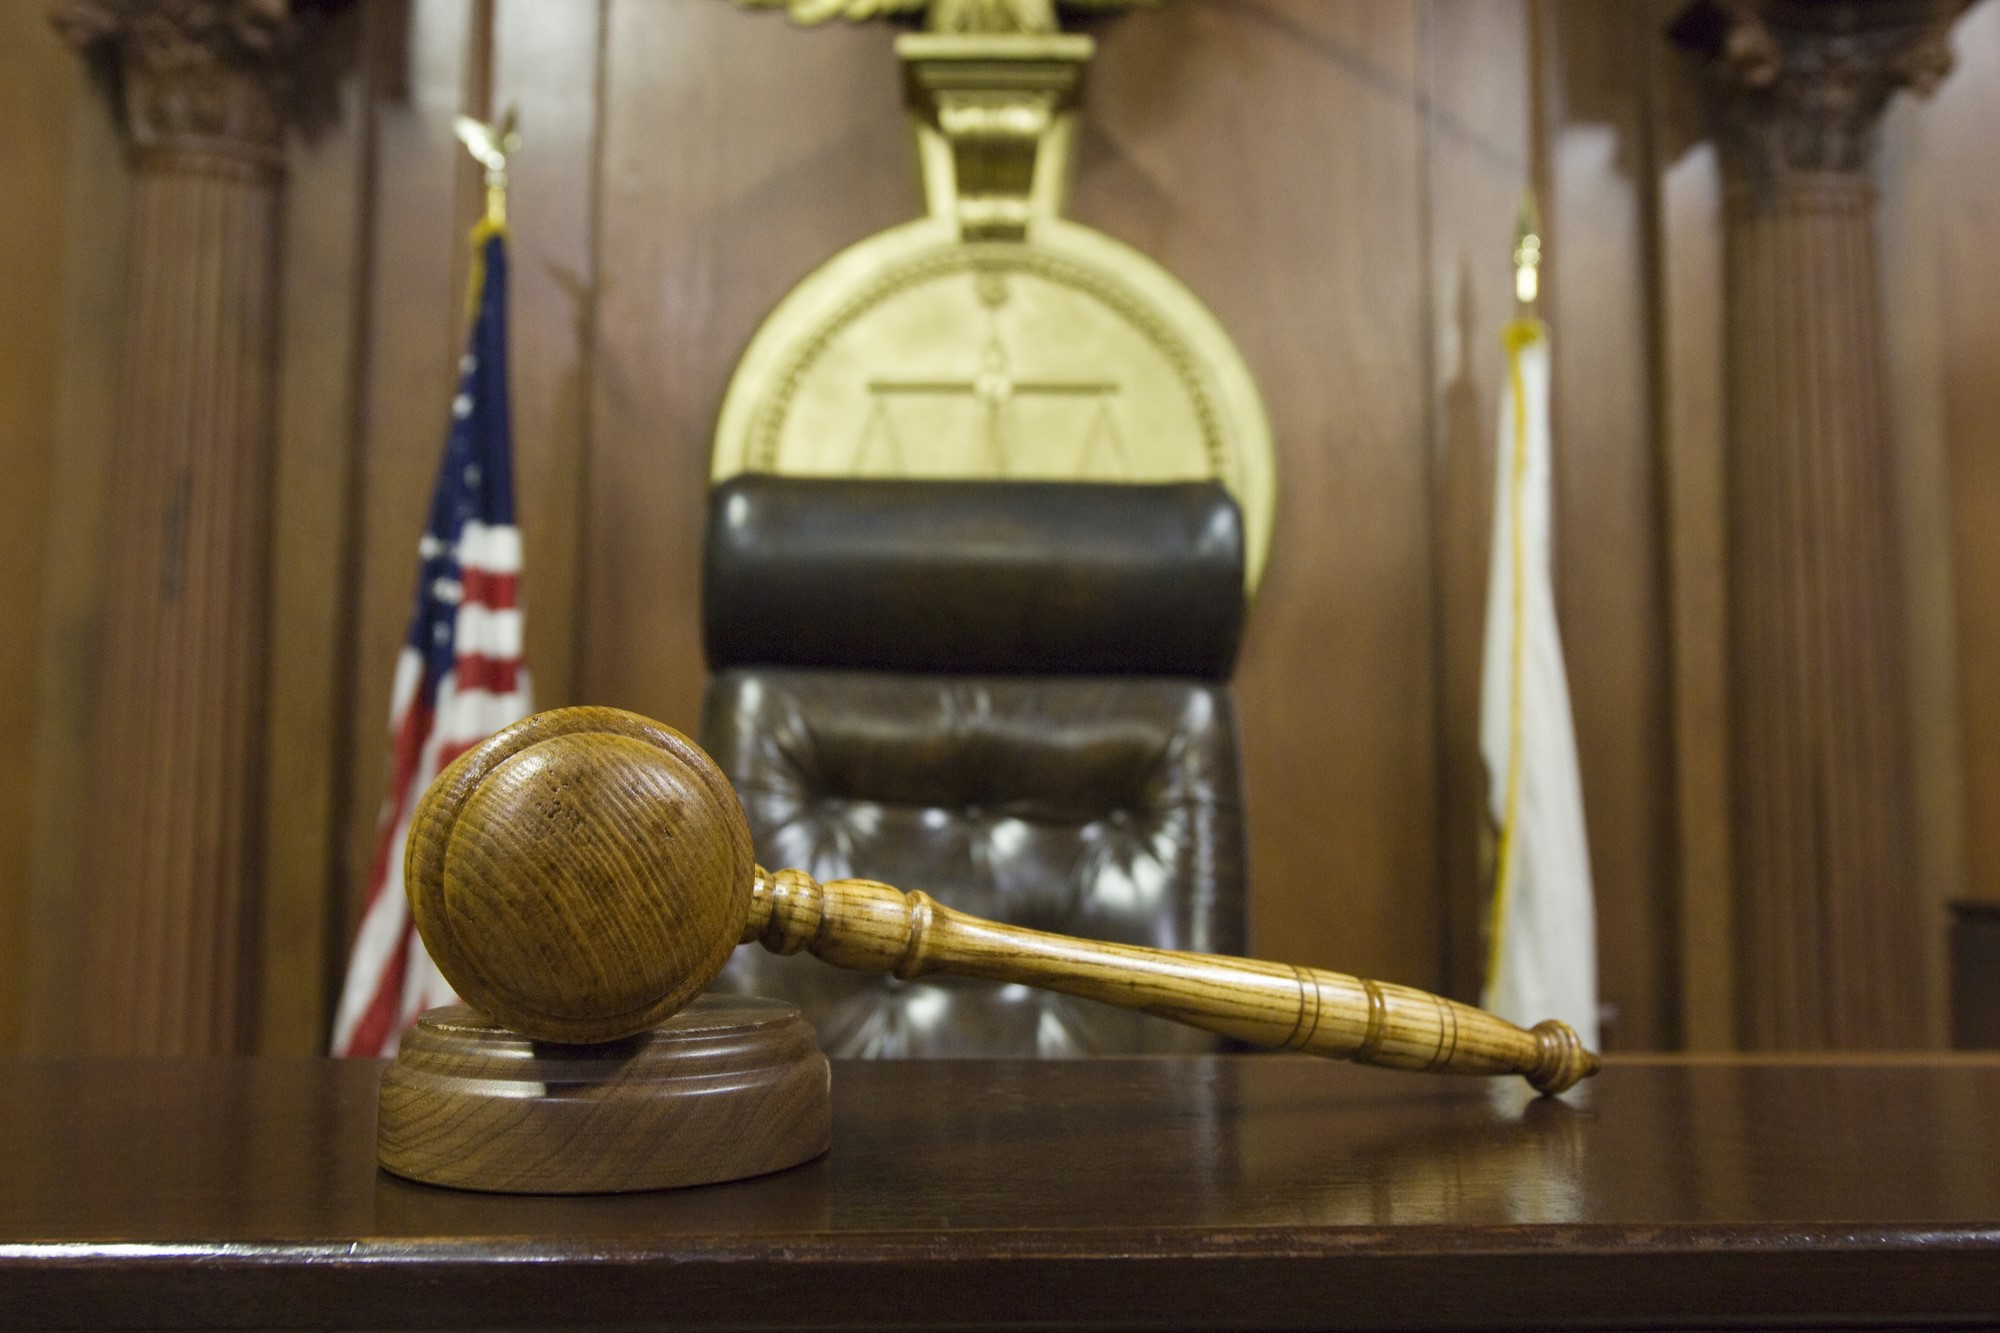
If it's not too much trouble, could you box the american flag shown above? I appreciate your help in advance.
[331,229,532,1057]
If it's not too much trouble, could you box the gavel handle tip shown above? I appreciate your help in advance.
[1525,1019,1600,1096]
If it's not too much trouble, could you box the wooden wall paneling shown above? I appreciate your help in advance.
[259,3,374,1055]
[0,7,81,1050]
[584,0,912,732]
[1536,0,1679,1049]
[490,0,604,714]
[1938,2,2000,913]
[1645,62,1739,1052]
[1077,2,1440,988]
[1877,37,1977,1049]
[16,56,131,1056]
[1415,0,1533,1004]
[1650,9,1734,1050]
[340,0,488,970]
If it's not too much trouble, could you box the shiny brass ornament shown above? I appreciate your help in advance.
[454,107,518,230]
[734,0,1164,36]
[716,5,1276,589]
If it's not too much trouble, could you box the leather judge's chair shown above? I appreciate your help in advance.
[700,476,1250,1057]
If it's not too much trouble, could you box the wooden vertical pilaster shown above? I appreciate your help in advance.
[1675,0,1966,1048]
[55,0,298,1054]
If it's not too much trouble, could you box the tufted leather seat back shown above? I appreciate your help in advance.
[699,478,1250,1057]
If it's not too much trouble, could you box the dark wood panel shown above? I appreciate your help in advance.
[1419,0,1533,1004]
[12,35,131,1057]
[0,5,80,1050]
[259,4,373,1055]
[490,0,602,713]
[341,0,484,946]
[1537,0,1679,1049]
[1650,15,1734,1050]
[1655,176,1732,1045]
[1940,3,2000,910]
[1077,1,1440,990]
[1952,900,2000,1048]
[3,1056,2000,1329]
[583,0,912,733]
[1877,35,1974,1048]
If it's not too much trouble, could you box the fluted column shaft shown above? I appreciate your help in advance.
[57,0,295,1054]
[1678,0,1966,1048]
[1725,172,1915,1046]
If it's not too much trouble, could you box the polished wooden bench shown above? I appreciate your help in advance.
[2,1053,1997,1330]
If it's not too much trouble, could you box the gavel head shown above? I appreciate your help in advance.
[405,706,756,1043]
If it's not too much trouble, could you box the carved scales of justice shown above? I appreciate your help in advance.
[710,0,1278,586]
[378,4,1598,1195]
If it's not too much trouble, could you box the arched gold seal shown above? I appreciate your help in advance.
[712,26,1275,589]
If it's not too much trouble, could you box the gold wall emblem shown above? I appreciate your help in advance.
[716,6,1275,587]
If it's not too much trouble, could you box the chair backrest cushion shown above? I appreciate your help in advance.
[702,667,1248,1057]
[703,476,1246,679]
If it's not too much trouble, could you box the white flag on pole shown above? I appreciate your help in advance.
[1479,319,1599,1048]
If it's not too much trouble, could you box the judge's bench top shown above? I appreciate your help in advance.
[1,1053,1997,1331]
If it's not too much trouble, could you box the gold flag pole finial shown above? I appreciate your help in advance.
[1513,187,1542,314]
[455,107,520,231]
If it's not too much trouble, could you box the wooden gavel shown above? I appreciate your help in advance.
[406,706,1600,1095]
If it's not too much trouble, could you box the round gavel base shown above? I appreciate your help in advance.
[378,996,831,1194]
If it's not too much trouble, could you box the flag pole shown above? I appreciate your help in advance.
[455,107,518,231]
[1512,188,1541,314]
[1486,189,1541,1005]
[1479,184,1597,1048]
[331,108,534,1058]
[454,108,519,310]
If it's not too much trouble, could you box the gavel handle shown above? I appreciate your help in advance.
[741,866,1599,1095]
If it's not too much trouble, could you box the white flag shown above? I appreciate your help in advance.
[1479,320,1599,1048]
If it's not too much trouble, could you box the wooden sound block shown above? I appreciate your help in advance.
[377,995,831,1194]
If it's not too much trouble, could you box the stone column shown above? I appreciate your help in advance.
[1674,0,1966,1048]
[55,0,298,1054]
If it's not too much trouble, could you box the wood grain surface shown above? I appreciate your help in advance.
[378,997,830,1193]
[746,865,1598,1092]
[405,707,754,1043]
[0,5,78,1051]
[259,0,373,1058]
[1927,3,2000,917]
[4,1055,2000,1329]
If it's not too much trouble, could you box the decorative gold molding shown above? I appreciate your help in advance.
[52,0,304,169]
[902,32,1092,239]
[743,241,1230,483]
[735,0,1162,36]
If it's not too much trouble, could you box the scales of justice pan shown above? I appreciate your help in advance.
[376,0,1599,1196]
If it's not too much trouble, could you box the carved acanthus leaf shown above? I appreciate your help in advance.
[52,0,302,161]
[1673,0,1969,184]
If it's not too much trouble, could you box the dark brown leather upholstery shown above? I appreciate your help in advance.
[698,477,1251,1057]
[704,476,1245,678]
[704,669,1247,1056]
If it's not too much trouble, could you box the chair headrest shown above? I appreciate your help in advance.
[702,476,1246,678]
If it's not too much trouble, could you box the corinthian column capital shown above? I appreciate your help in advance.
[52,0,304,172]
[1673,0,1968,195]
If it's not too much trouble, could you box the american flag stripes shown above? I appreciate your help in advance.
[331,229,532,1058]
